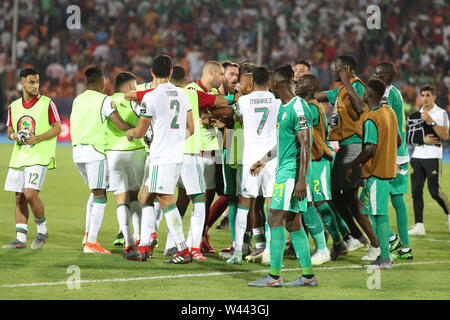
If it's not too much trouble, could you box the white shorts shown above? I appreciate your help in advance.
[142,153,150,187]
[239,159,276,198]
[198,153,215,190]
[178,154,206,195]
[5,165,48,193]
[75,159,109,190]
[146,163,182,194]
[107,149,146,195]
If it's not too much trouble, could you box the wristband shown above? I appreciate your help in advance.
[10,133,15,140]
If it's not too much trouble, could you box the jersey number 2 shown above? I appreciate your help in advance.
[170,100,180,129]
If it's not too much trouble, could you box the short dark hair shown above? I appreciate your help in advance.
[19,68,38,79]
[377,62,396,76]
[420,84,435,96]
[152,55,173,78]
[239,61,257,81]
[301,74,321,92]
[273,64,294,81]
[85,65,104,84]
[367,78,386,99]
[295,60,311,70]
[337,54,358,70]
[115,72,136,90]
[222,60,239,71]
[253,66,270,86]
[170,65,187,84]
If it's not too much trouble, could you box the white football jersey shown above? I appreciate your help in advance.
[236,91,279,165]
[140,82,191,164]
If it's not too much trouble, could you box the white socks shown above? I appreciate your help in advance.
[140,204,155,247]
[234,206,250,252]
[164,205,187,251]
[186,201,205,250]
[116,204,133,247]
[87,201,106,244]
[16,224,28,242]
[130,200,141,242]
[85,193,94,234]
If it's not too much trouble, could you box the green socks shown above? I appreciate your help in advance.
[370,215,390,259]
[390,195,410,248]
[269,226,286,277]
[317,202,342,244]
[228,198,237,242]
[291,227,314,276]
[303,205,327,250]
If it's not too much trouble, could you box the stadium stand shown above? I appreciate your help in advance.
[0,0,449,130]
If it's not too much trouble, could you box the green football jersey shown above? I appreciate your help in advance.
[276,96,311,171]
[384,85,409,163]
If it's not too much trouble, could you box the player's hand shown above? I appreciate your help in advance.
[421,111,434,125]
[293,179,307,201]
[344,165,353,183]
[250,160,265,176]
[424,134,439,145]
[339,66,352,83]
[126,129,135,142]
[25,133,41,145]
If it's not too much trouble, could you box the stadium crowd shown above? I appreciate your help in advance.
[0,0,449,130]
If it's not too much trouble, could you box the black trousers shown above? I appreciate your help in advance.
[410,158,450,223]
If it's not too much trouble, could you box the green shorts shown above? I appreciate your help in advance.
[309,158,332,202]
[270,167,307,213]
[390,162,409,195]
[222,149,237,196]
[360,177,391,216]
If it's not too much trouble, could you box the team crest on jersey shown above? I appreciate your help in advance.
[17,115,36,134]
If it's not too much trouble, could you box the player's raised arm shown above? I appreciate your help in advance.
[338,65,365,119]
[314,91,329,102]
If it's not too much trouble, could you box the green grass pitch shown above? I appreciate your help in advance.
[0,144,449,300]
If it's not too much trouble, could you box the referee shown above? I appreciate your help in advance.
[409,85,450,235]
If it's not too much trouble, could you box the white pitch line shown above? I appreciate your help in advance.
[410,237,450,243]
[1,260,450,289]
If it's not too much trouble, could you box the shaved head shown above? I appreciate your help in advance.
[375,62,396,85]
[202,61,222,76]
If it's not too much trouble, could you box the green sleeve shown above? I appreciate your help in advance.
[308,104,320,126]
[292,105,309,132]
[325,87,339,105]
[363,119,378,145]
[353,80,365,99]
[389,89,406,135]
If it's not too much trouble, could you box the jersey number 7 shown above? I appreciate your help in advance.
[254,107,269,135]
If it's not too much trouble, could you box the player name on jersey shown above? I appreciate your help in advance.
[250,98,273,105]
